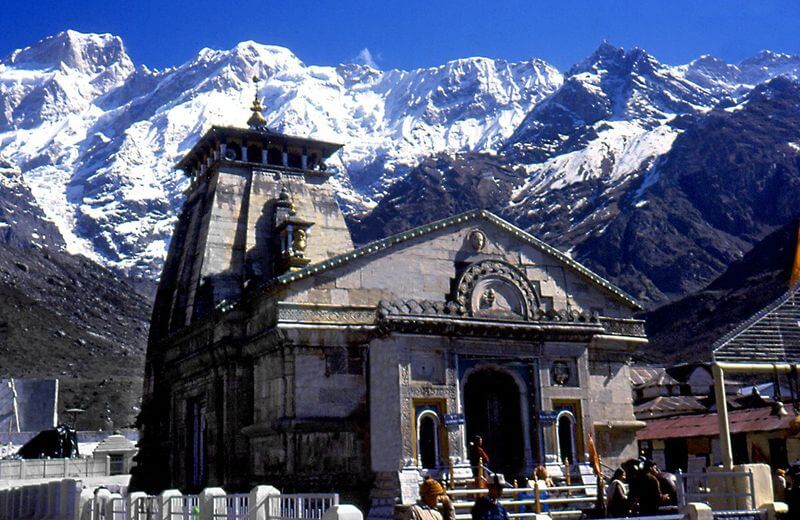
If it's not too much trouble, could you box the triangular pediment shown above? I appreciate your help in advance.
[268,210,641,310]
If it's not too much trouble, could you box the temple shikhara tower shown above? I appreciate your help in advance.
[136,81,649,510]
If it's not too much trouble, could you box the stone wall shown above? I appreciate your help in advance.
[284,220,634,319]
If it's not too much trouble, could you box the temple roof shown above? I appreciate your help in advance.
[713,284,800,363]
[175,125,343,172]
[262,209,643,310]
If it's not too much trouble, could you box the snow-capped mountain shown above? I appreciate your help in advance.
[1,30,800,293]
[0,30,562,280]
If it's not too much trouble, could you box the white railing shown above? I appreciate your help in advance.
[213,493,249,519]
[106,496,128,520]
[132,496,161,520]
[262,493,339,520]
[450,485,597,519]
[168,494,200,519]
[676,469,756,510]
[0,457,109,481]
[0,485,348,520]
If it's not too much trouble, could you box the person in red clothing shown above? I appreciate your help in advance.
[469,435,490,468]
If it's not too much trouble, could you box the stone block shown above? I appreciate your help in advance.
[335,269,363,289]
[681,502,712,520]
[323,504,364,520]
[160,489,183,520]
[249,485,280,520]
[330,288,350,305]
[199,487,227,520]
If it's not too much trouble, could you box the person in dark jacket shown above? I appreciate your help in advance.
[471,474,509,520]
[638,462,668,516]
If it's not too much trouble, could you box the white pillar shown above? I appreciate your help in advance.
[262,149,269,164]
[60,479,81,520]
[77,488,95,520]
[249,485,280,520]
[105,492,123,520]
[127,491,148,520]
[241,146,249,162]
[159,489,182,520]
[199,487,226,520]
[282,151,288,167]
[32,484,47,519]
[301,153,308,170]
[322,504,364,520]
[713,363,733,469]
[47,480,61,519]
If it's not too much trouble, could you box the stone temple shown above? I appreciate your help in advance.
[135,92,648,508]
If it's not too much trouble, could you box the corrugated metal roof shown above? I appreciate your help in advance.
[637,406,794,441]
[630,367,664,386]
[713,285,800,363]
[634,396,708,420]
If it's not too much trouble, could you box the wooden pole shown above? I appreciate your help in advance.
[476,456,484,489]
[565,457,571,496]
[449,458,455,490]
[534,479,542,514]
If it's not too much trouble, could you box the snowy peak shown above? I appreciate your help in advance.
[5,30,133,75]
[738,50,800,84]
[681,50,800,94]
[505,42,715,165]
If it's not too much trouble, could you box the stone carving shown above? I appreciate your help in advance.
[481,288,496,307]
[550,360,571,386]
[468,229,486,251]
[292,228,307,257]
[278,304,375,324]
[456,261,541,320]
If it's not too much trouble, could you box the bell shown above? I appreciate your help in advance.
[771,400,788,417]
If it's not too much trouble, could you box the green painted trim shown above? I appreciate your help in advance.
[269,209,643,310]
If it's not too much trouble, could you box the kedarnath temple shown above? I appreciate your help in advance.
[135,86,649,510]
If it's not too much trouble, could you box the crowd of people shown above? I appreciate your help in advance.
[404,457,680,520]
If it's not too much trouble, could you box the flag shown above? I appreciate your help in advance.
[790,223,800,288]
[587,433,601,477]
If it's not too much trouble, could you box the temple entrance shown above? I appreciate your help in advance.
[464,368,525,478]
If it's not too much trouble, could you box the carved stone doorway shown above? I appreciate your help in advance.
[464,368,525,478]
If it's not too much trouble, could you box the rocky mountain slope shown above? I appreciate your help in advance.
[0,159,149,430]
[643,219,799,363]
[353,74,800,305]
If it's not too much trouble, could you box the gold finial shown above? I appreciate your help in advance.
[247,75,267,129]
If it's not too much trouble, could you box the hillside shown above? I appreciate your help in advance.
[644,220,798,363]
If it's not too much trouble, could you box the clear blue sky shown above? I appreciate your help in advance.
[3,1,800,71]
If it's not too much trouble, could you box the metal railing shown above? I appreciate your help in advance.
[132,496,161,520]
[450,485,599,520]
[676,469,756,511]
[168,494,200,519]
[0,457,109,480]
[213,493,249,519]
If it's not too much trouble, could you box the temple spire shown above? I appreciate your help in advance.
[247,75,268,129]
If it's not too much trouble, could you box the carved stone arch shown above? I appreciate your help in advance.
[455,260,541,320]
